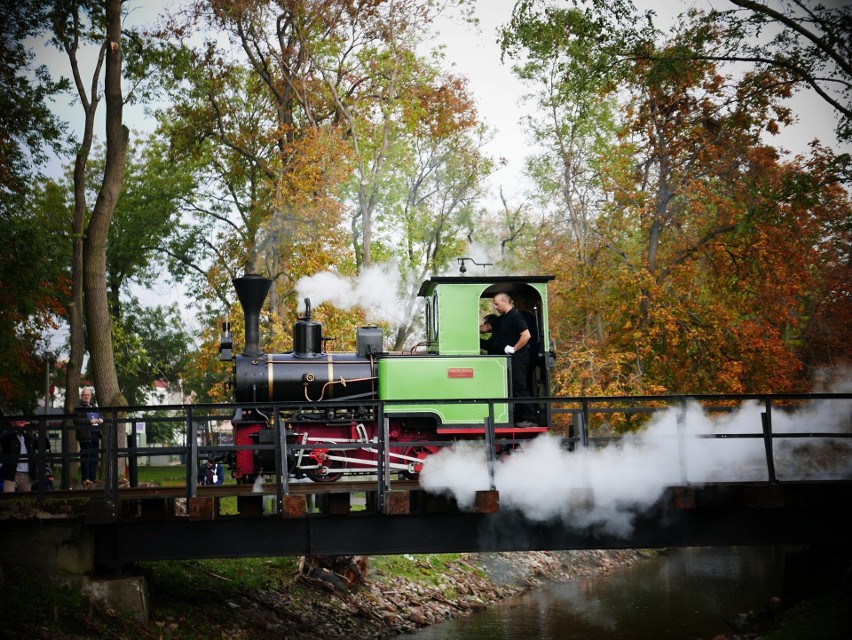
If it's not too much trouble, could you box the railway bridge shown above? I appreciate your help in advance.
[0,393,850,569]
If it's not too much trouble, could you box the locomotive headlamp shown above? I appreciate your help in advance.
[456,257,493,274]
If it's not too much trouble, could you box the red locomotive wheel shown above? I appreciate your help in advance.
[306,449,347,482]
[306,464,345,482]
[401,445,434,480]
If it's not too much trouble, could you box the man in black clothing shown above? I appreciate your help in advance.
[73,387,103,485]
[198,455,225,485]
[1,414,50,492]
[488,292,537,426]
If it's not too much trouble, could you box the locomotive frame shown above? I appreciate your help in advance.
[220,271,556,483]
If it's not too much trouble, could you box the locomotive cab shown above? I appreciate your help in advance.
[379,274,555,428]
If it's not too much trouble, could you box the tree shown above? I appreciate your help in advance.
[39,0,135,473]
[0,2,69,412]
[153,1,356,311]
[81,137,195,315]
[148,1,487,370]
[46,0,105,427]
[0,1,67,215]
[112,300,191,407]
[500,4,621,343]
[0,207,68,411]
[82,0,129,412]
[701,0,852,145]
[569,0,850,176]
[501,2,851,395]
[383,74,494,350]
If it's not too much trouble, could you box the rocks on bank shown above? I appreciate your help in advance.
[0,549,651,639]
[173,550,652,639]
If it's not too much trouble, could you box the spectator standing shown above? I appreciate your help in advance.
[73,388,103,486]
[1,413,50,492]
[198,456,225,485]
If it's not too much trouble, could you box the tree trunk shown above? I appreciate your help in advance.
[84,0,128,473]
[62,3,104,489]
[63,233,84,488]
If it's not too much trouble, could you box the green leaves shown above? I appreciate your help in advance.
[111,298,191,408]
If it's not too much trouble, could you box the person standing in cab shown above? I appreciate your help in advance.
[490,292,537,427]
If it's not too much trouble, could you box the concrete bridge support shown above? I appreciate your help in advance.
[0,519,150,623]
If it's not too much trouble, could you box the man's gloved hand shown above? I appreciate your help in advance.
[504,345,515,354]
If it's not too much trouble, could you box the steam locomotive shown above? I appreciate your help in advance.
[219,269,556,483]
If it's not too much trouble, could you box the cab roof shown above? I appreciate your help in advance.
[417,275,555,297]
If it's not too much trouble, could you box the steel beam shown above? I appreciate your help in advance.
[92,503,852,565]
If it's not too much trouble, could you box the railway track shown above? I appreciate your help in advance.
[0,479,423,502]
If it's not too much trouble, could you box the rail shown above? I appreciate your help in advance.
[2,392,850,518]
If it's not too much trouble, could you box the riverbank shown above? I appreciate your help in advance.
[0,549,651,639]
[5,547,846,639]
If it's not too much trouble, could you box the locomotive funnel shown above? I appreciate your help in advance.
[233,274,273,357]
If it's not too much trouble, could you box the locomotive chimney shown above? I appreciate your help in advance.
[233,273,273,357]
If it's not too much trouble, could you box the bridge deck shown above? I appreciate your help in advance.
[2,479,851,564]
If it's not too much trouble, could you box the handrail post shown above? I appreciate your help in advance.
[379,402,389,513]
[106,407,118,517]
[485,403,496,491]
[60,416,70,490]
[571,410,583,451]
[35,417,49,500]
[128,426,138,488]
[762,397,778,484]
[274,404,287,514]
[187,405,197,500]
[376,417,384,513]
[580,398,590,449]
[677,397,688,485]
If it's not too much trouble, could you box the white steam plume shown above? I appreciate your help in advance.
[295,264,402,322]
[419,395,852,538]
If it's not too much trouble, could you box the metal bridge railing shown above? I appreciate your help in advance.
[2,393,849,516]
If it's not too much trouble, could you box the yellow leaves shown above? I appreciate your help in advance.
[277,127,352,208]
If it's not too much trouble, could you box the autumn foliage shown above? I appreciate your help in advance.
[504,6,851,397]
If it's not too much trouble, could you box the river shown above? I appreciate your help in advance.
[413,546,789,639]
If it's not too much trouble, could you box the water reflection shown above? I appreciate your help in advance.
[414,547,787,640]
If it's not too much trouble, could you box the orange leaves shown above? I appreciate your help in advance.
[406,74,479,139]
